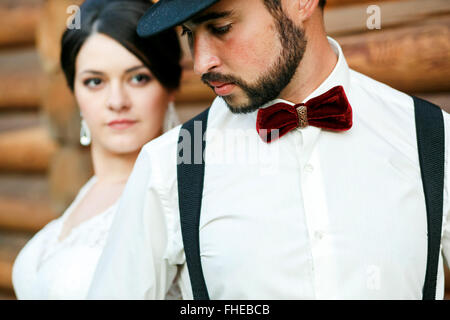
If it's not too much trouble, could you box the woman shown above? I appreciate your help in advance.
[12,0,182,299]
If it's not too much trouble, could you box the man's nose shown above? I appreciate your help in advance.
[107,81,131,112]
[192,33,221,76]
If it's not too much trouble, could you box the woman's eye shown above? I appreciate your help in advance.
[131,74,151,85]
[83,78,103,88]
[210,24,232,35]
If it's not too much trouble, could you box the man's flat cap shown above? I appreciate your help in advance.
[137,0,220,37]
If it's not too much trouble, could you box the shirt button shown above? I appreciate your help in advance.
[304,164,314,174]
[314,231,324,240]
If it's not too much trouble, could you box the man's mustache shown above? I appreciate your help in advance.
[201,72,241,88]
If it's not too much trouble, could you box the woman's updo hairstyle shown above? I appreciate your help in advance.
[61,0,182,91]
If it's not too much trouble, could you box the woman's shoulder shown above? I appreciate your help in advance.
[13,177,97,286]
[16,216,64,259]
[12,215,63,296]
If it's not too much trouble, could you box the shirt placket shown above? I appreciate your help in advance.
[296,127,339,299]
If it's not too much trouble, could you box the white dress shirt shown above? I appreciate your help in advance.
[88,37,450,300]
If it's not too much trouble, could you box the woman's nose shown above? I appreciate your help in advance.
[107,82,131,112]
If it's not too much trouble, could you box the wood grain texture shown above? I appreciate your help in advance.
[325,0,409,8]
[0,231,32,290]
[48,147,93,214]
[36,0,84,73]
[0,49,44,109]
[0,0,44,47]
[339,15,450,93]
[0,126,58,173]
[176,70,216,104]
[41,70,79,145]
[0,111,41,133]
[0,174,58,231]
[0,197,57,232]
[325,0,450,36]
[0,288,16,300]
[176,102,211,123]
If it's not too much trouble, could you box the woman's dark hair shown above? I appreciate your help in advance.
[61,0,182,92]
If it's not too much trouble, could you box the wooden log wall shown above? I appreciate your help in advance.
[0,0,449,300]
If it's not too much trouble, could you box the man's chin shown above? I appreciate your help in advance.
[220,95,261,115]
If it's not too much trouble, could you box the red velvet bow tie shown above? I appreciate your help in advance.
[256,85,353,143]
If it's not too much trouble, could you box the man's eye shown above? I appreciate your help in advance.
[181,26,193,38]
[210,24,232,35]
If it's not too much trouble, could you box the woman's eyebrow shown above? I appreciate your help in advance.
[78,65,147,76]
[125,65,147,73]
[79,70,104,75]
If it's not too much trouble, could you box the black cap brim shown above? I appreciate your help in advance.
[137,0,220,37]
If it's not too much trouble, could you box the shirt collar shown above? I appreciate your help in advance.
[259,37,351,109]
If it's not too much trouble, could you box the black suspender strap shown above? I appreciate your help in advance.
[177,107,211,300]
[413,96,445,300]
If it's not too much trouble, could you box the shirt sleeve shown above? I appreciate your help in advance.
[87,148,178,299]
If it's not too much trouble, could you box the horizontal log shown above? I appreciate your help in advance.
[0,111,41,134]
[325,0,408,8]
[0,173,51,201]
[0,126,58,173]
[0,231,32,290]
[325,0,450,36]
[176,70,216,104]
[339,15,450,93]
[0,288,16,300]
[0,49,44,109]
[176,103,211,123]
[41,70,79,145]
[37,0,84,73]
[0,197,58,232]
[0,260,13,290]
[0,0,44,47]
[0,173,58,231]
[49,147,93,213]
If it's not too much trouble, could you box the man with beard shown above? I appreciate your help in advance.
[88,0,449,299]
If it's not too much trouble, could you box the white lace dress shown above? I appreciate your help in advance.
[12,177,181,300]
[11,177,116,299]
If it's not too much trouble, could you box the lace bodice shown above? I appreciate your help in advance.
[12,177,118,299]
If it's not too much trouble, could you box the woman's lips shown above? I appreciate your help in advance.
[107,119,137,130]
[209,81,235,96]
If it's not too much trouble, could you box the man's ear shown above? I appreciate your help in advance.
[295,0,320,21]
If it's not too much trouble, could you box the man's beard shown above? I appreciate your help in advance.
[201,12,307,114]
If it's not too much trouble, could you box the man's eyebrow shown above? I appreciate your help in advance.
[190,10,233,25]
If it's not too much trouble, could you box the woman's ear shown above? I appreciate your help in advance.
[168,90,177,104]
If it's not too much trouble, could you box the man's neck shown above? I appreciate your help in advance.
[279,30,338,103]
